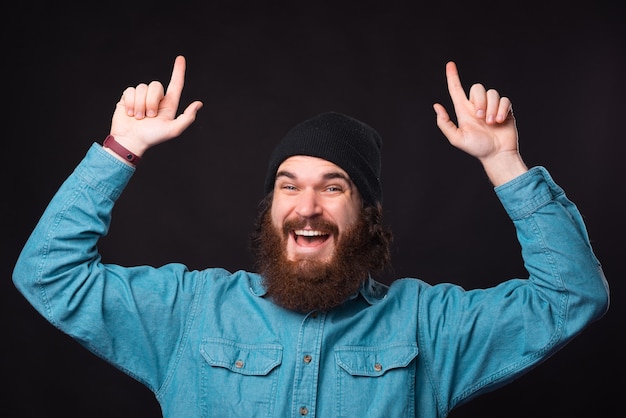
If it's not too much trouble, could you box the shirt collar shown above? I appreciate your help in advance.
[357,275,389,305]
[249,273,267,296]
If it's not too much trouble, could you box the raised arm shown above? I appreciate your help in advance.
[433,61,527,186]
[106,55,203,163]
[12,56,207,392]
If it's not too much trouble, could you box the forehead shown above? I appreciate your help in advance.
[276,155,350,179]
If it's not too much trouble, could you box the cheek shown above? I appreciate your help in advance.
[270,205,285,230]
[333,205,362,233]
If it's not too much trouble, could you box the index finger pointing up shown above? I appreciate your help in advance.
[165,55,187,106]
[445,61,468,104]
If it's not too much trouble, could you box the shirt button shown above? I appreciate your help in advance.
[299,406,309,415]
[374,363,382,372]
[235,360,244,369]
[303,354,312,364]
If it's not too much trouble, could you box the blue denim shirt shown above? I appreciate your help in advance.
[13,144,609,417]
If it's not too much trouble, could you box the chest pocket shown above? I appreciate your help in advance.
[334,343,418,418]
[200,338,282,418]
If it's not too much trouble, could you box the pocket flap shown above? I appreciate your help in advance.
[335,343,418,377]
[200,338,283,376]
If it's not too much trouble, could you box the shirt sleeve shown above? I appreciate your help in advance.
[495,166,609,330]
[418,166,609,414]
[12,143,202,393]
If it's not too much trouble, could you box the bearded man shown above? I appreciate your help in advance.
[13,56,609,418]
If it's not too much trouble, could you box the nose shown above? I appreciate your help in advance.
[295,188,322,218]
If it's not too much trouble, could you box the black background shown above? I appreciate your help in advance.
[4,1,624,416]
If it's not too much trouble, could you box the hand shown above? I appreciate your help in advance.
[109,55,203,157]
[433,61,527,185]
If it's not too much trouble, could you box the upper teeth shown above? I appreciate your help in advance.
[295,230,324,236]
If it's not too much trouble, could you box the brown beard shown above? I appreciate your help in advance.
[250,195,393,313]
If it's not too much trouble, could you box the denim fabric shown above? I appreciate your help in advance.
[13,143,609,417]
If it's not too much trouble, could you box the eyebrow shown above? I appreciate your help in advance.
[275,170,352,183]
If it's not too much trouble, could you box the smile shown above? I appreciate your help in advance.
[292,229,330,246]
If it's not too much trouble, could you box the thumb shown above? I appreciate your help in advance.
[170,100,204,137]
[433,103,459,143]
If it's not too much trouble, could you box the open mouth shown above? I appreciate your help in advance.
[292,229,330,247]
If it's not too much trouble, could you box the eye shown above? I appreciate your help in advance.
[281,184,297,191]
[325,185,343,192]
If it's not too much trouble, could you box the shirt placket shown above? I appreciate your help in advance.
[291,311,326,417]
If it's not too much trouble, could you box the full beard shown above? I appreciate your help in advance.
[253,209,378,313]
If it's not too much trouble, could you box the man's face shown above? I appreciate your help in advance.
[270,155,363,264]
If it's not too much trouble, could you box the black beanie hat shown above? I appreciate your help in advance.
[264,112,383,206]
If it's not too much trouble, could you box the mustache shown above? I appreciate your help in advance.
[282,217,339,236]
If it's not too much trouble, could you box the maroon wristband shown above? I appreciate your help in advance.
[103,135,142,165]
